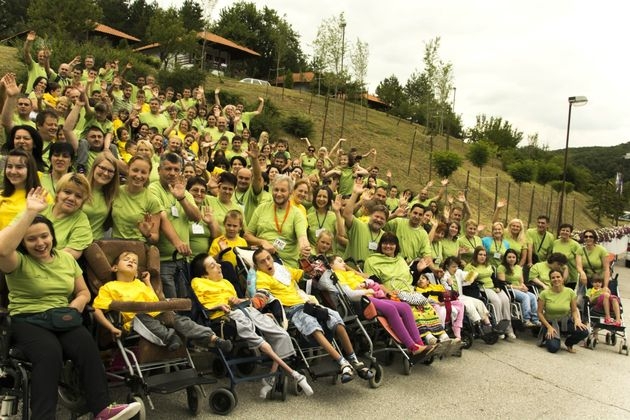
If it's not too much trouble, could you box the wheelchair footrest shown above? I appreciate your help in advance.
[308,359,340,378]
[146,368,216,394]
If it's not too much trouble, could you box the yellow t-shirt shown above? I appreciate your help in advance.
[191,276,237,319]
[92,279,160,331]
[208,235,248,268]
[255,265,304,307]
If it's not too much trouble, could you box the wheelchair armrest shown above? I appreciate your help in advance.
[108,298,192,313]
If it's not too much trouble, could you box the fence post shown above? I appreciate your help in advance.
[407,128,417,175]
[528,186,535,228]
[505,183,511,225]
[494,173,499,211]
[320,95,330,146]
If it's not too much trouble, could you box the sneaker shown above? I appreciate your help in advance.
[259,376,275,399]
[214,337,233,353]
[425,335,438,345]
[498,334,505,340]
[523,320,536,328]
[506,333,517,341]
[292,371,313,396]
[493,319,510,334]
[351,360,374,380]
[95,402,141,420]
[339,362,354,384]
[481,323,494,336]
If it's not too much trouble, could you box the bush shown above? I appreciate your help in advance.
[432,151,463,179]
[281,113,314,139]
[250,98,282,139]
[157,67,206,93]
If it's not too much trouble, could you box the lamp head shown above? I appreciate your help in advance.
[568,96,588,106]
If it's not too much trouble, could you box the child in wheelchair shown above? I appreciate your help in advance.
[93,251,233,352]
[586,274,622,327]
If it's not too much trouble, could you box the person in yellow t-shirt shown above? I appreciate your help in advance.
[209,209,248,268]
[92,251,232,352]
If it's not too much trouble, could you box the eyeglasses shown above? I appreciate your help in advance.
[583,235,594,239]
[97,165,115,175]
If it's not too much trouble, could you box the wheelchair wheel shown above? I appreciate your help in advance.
[460,330,474,349]
[401,357,411,375]
[209,388,236,415]
[212,357,227,378]
[610,333,617,346]
[186,385,202,415]
[368,363,384,389]
[234,346,257,377]
[58,361,88,416]
[127,395,146,420]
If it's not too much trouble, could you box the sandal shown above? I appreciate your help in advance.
[339,363,354,383]
[351,360,374,380]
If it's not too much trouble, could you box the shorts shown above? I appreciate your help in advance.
[593,294,620,312]
[286,304,344,336]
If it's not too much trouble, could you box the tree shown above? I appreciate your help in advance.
[146,7,198,69]
[27,0,102,41]
[433,151,463,179]
[467,114,523,150]
[508,160,536,217]
[350,38,369,92]
[212,2,305,78]
[587,181,627,224]
[0,0,30,39]
[125,0,159,40]
[179,0,205,32]
[97,0,129,32]
[536,161,563,185]
[375,75,404,108]
[312,13,347,78]
[467,142,490,223]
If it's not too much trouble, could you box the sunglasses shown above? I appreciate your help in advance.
[583,235,594,239]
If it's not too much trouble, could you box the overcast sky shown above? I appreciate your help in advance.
[159,0,629,151]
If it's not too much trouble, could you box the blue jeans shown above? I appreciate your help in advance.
[512,289,539,322]
[541,319,589,353]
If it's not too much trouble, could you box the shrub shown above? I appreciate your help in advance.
[250,98,282,139]
[157,67,206,94]
[281,113,314,139]
[432,151,463,179]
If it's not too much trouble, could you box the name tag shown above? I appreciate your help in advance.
[273,238,287,250]
[494,252,502,259]
[171,205,179,218]
[191,222,204,234]
[368,241,378,251]
[315,228,324,238]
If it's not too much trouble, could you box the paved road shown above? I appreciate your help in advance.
[69,263,630,419]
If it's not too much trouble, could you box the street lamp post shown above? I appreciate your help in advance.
[446,86,456,151]
[339,20,347,137]
[557,95,588,232]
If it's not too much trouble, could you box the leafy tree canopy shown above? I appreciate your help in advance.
[467,114,523,150]
[27,0,102,41]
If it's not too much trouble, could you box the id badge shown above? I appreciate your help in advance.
[273,238,287,250]
[171,205,179,218]
[315,228,324,238]
[368,241,378,251]
[191,222,204,234]
[494,252,502,259]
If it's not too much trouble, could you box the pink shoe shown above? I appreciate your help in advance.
[604,318,615,325]
[95,402,141,420]
[614,321,622,327]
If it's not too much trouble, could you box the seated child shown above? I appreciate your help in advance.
[190,254,313,399]
[441,256,493,335]
[587,274,622,326]
[415,273,465,340]
[93,251,232,352]
[328,256,434,357]
[209,209,248,269]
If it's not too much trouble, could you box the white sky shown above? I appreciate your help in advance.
[158,0,630,150]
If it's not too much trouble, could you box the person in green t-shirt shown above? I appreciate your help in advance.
[537,269,588,353]
[526,215,554,267]
[551,223,583,286]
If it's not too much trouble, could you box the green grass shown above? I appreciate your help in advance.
[0,45,600,230]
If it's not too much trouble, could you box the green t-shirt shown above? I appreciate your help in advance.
[112,185,162,240]
[441,238,459,259]
[300,154,317,174]
[552,239,581,282]
[579,244,608,279]
[363,253,413,292]
[82,188,109,240]
[232,186,262,225]
[528,262,553,287]
[6,250,81,315]
[481,236,508,268]
[189,196,213,256]
[26,61,47,94]
[505,235,527,260]
[246,201,308,268]
[497,264,523,287]
[343,217,383,264]
[430,240,444,266]
[539,287,576,320]
[207,195,244,235]
[464,263,495,289]
[338,167,354,196]
[306,208,337,249]
[149,182,195,260]
[526,228,554,262]
[42,205,93,252]
[385,197,399,212]
[457,235,482,264]
[40,173,57,200]
[139,112,170,133]
[384,218,431,262]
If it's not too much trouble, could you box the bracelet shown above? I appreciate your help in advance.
[176,196,185,202]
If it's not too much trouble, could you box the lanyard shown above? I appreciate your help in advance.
[493,239,503,253]
[274,202,291,234]
[467,236,477,249]
[234,191,245,205]
[315,210,328,229]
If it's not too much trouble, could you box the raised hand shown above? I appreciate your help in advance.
[138,213,154,238]
[246,141,260,159]
[26,187,49,213]
[353,177,365,195]
[456,191,467,203]
[331,194,343,212]
[1,73,21,97]
[496,198,507,209]
[26,31,36,42]
[168,175,187,199]
[201,206,215,226]
[441,178,449,186]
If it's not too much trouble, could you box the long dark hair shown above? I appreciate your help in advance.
[313,185,333,211]
[501,248,519,276]
[4,125,45,172]
[2,149,41,197]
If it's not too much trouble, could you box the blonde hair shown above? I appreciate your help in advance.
[55,172,91,207]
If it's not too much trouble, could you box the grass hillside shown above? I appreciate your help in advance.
[0,44,599,231]
[214,77,598,231]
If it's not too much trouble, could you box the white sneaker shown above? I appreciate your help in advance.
[506,333,517,341]
[292,371,313,396]
[259,376,275,399]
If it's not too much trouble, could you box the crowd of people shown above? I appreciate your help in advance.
[0,31,621,416]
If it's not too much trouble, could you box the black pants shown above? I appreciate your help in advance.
[12,321,109,419]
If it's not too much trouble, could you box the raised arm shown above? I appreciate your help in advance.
[63,100,83,152]
[492,198,507,224]
[253,97,264,115]
[214,87,221,107]
[23,31,36,67]
[343,179,364,230]
[0,73,20,131]
[329,138,346,156]
[247,141,264,195]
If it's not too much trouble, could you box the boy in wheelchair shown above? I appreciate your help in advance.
[93,251,233,352]
[190,253,313,398]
